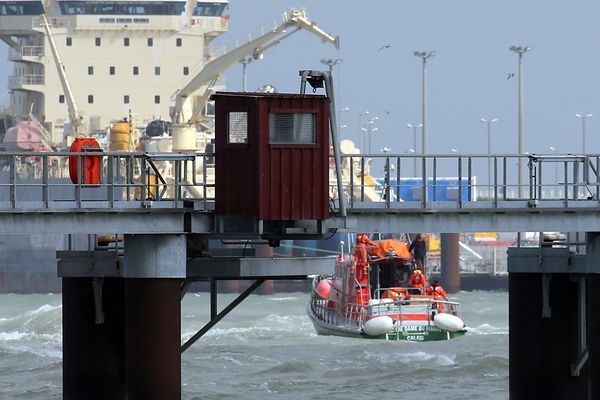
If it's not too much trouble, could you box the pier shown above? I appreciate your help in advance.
[1,145,599,397]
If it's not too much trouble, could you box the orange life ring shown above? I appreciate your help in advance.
[69,137,102,184]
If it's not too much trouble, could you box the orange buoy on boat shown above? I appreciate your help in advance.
[69,137,102,184]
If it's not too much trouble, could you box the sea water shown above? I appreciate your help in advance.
[0,291,508,399]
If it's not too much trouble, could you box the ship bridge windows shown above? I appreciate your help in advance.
[0,1,44,16]
[57,1,226,16]
[59,1,190,16]
[193,3,226,17]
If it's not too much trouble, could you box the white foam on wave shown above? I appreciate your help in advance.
[181,325,274,342]
[0,331,29,341]
[0,330,61,343]
[268,297,299,302]
[0,304,61,326]
[365,350,456,367]
[466,323,508,335]
[401,351,456,366]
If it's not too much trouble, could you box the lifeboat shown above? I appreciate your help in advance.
[307,233,467,341]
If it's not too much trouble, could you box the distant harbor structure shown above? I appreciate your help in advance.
[0,0,230,144]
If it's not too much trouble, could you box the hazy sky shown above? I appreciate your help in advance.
[1,0,599,156]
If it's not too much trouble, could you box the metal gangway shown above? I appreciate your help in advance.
[0,150,596,234]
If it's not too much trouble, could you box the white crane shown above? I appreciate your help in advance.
[170,9,339,149]
[41,14,84,137]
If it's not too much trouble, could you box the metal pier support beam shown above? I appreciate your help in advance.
[63,277,125,399]
[509,273,592,399]
[125,278,181,400]
[254,243,275,295]
[122,234,185,400]
[440,233,460,293]
[588,274,600,398]
[62,235,186,400]
[181,279,265,353]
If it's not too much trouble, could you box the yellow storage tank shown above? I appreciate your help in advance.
[109,121,134,151]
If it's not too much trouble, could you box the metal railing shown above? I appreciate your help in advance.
[8,46,44,59]
[0,151,214,209]
[0,150,598,212]
[331,153,600,209]
[8,74,45,86]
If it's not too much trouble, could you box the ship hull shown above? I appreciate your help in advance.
[307,303,465,341]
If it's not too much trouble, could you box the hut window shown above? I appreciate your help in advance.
[227,112,247,143]
[269,113,316,144]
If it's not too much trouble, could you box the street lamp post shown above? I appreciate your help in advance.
[406,123,423,176]
[509,45,532,197]
[359,111,370,152]
[414,51,434,197]
[240,56,254,91]
[549,146,557,188]
[575,113,593,154]
[367,117,378,154]
[360,117,379,155]
[339,107,350,139]
[320,58,342,77]
[381,147,391,201]
[481,118,499,190]
[414,51,435,156]
[368,126,378,155]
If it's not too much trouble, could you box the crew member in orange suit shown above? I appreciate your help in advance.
[425,280,449,301]
[408,269,428,291]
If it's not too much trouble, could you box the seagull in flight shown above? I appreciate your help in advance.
[378,44,391,52]
[507,72,515,80]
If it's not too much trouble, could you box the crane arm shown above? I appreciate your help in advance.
[41,14,83,136]
[172,9,339,124]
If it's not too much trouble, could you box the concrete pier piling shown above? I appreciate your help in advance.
[62,235,187,400]
[63,277,125,399]
[440,233,460,293]
[124,279,181,399]
[507,235,600,400]
[509,273,587,399]
[63,278,181,400]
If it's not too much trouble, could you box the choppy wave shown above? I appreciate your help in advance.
[0,291,509,399]
[466,323,508,335]
[0,304,62,333]
[0,302,62,362]
[268,296,299,302]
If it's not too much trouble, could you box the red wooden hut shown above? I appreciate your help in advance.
[212,92,330,222]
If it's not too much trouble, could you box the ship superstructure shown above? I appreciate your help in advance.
[0,0,229,145]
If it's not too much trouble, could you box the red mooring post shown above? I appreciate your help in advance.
[440,233,460,293]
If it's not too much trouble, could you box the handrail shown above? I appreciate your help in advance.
[0,151,597,212]
[331,153,600,209]
[0,151,214,209]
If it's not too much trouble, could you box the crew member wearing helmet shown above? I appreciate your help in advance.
[408,268,428,291]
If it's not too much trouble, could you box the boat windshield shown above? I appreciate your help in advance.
[58,1,227,16]
[0,1,44,16]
